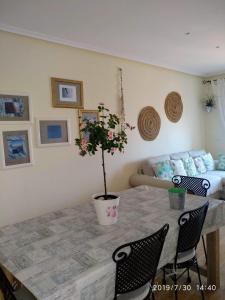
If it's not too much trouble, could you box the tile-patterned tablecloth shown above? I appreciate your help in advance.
[0,185,225,300]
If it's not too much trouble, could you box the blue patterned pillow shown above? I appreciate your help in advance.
[217,154,225,170]
[201,153,215,171]
[182,157,197,176]
[153,160,174,180]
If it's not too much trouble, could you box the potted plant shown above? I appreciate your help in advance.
[202,96,216,112]
[75,103,134,225]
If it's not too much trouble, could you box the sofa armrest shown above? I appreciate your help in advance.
[129,174,173,189]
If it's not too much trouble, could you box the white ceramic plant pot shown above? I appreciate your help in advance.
[92,193,120,225]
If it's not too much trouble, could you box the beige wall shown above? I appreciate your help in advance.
[203,75,225,157]
[0,30,204,227]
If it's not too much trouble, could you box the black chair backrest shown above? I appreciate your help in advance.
[176,202,209,256]
[172,175,210,197]
[112,223,169,298]
[0,267,17,300]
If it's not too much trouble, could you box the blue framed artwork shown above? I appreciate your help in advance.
[0,93,31,122]
[47,125,62,139]
[78,109,99,141]
[1,130,33,168]
[37,119,71,147]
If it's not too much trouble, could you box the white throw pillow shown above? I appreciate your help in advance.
[170,159,187,176]
[194,157,207,174]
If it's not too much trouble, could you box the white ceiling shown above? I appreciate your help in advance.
[0,0,225,76]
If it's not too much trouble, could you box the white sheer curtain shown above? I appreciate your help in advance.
[211,79,225,128]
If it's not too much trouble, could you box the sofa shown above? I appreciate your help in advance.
[129,149,225,199]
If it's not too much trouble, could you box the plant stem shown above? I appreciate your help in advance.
[101,148,107,199]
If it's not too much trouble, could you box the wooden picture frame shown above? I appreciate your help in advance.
[0,129,34,169]
[0,92,32,123]
[51,77,84,109]
[78,109,99,140]
[36,118,71,147]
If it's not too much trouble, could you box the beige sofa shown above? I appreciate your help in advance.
[129,150,225,199]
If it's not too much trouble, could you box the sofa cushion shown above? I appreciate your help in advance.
[217,154,225,171]
[189,149,206,158]
[182,157,198,176]
[197,173,223,195]
[170,151,189,160]
[171,159,187,176]
[202,153,215,171]
[194,157,207,174]
[152,160,174,180]
[149,154,171,164]
[142,154,171,176]
[206,170,225,185]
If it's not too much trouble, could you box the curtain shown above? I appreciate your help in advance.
[211,79,225,128]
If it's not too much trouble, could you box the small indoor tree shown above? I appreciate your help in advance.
[75,103,134,200]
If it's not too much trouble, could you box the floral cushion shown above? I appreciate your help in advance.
[194,157,207,174]
[217,154,225,170]
[201,153,215,171]
[153,160,174,180]
[170,159,187,176]
[182,157,197,176]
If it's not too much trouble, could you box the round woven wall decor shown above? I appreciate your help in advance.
[138,106,161,141]
[165,92,183,122]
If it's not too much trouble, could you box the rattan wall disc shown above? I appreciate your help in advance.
[138,106,161,141]
[165,92,183,122]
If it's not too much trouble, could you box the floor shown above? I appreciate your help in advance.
[155,226,225,300]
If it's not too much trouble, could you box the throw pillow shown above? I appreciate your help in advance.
[194,157,207,174]
[217,154,225,170]
[182,157,198,176]
[201,153,215,171]
[170,159,187,176]
[153,160,174,180]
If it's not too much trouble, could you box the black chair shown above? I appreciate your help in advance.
[112,223,169,300]
[172,175,210,263]
[0,267,36,300]
[172,175,210,197]
[163,202,209,300]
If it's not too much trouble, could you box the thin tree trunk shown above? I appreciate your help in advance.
[101,148,107,199]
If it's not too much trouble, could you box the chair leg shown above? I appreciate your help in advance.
[196,259,205,300]
[202,235,207,264]
[187,267,191,283]
[162,267,166,284]
[173,273,178,300]
[143,287,153,300]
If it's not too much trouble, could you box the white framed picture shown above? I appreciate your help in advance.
[36,118,72,147]
[0,91,33,124]
[0,128,34,169]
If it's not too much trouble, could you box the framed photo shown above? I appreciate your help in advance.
[51,77,84,109]
[0,92,31,123]
[78,109,99,140]
[0,129,33,169]
[36,118,71,147]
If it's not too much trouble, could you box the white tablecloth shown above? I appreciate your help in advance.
[0,185,224,300]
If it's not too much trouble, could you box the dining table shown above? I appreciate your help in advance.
[0,185,225,300]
